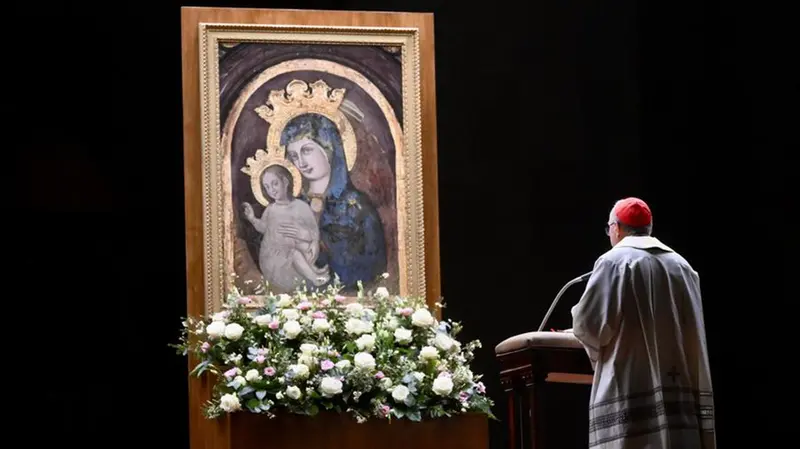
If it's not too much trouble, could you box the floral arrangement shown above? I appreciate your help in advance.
[173,276,495,423]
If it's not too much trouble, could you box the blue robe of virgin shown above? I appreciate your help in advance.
[281,113,388,292]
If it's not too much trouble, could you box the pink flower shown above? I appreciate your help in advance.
[334,295,347,303]
[268,321,279,330]
[320,360,335,371]
[459,391,471,402]
[399,307,414,317]
[320,299,332,307]
[224,368,238,378]
[438,371,452,378]
[297,301,312,310]
[237,296,252,305]
[312,311,326,319]
[264,367,276,376]
[476,382,486,394]
[200,342,210,353]
[257,348,268,355]
[374,371,385,380]
[379,405,391,417]
[255,355,266,364]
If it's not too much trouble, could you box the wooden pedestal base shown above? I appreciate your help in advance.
[227,412,488,449]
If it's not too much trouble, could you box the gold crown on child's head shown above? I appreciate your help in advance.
[240,147,303,207]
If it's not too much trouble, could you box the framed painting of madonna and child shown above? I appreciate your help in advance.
[181,8,440,316]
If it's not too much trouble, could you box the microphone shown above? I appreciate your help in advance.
[537,271,593,332]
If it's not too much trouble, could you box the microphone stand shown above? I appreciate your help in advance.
[537,271,593,332]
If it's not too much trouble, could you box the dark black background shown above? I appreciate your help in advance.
[12,1,791,448]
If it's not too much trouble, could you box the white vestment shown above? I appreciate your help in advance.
[571,236,716,449]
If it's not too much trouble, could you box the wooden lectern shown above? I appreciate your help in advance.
[495,331,594,449]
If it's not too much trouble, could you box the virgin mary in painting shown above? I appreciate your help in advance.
[280,113,387,293]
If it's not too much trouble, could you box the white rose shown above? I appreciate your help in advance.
[391,385,410,402]
[219,393,241,412]
[355,334,376,351]
[432,376,454,396]
[206,321,225,338]
[394,327,413,344]
[345,318,373,335]
[286,386,302,400]
[319,376,343,397]
[300,344,318,355]
[411,309,435,327]
[335,360,351,370]
[298,354,316,367]
[419,346,439,360]
[282,309,300,321]
[224,323,244,340]
[354,352,376,370]
[345,303,364,316]
[212,312,228,322]
[283,320,302,339]
[312,318,331,332]
[253,314,272,327]
[291,364,310,378]
[245,369,261,382]
[231,375,246,389]
[374,287,390,299]
[412,372,425,382]
[380,377,393,389]
[383,317,399,331]
[276,294,292,307]
[434,333,454,351]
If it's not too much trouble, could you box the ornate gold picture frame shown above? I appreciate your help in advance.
[182,9,440,317]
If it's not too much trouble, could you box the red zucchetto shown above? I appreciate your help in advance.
[613,197,652,227]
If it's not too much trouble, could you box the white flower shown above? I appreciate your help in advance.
[335,360,352,370]
[374,287,390,299]
[355,334,376,352]
[290,364,310,378]
[253,314,272,327]
[383,317,399,331]
[391,385,410,402]
[300,344,318,355]
[286,386,302,400]
[298,354,316,367]
[282,309,300,321]
[219,393,241,412]
[420,346,439,360]
[276,294,292,307]
[412,372,425,382]
[380,377,393,389]
[275,392,284,400]
[231,376,246,389]
[345,303,364,316]
[454,366,474,384]
[434,333,454,351]
[432,376,454,396]
[354,352,376,370]
[319,376,343,397]
[283,320,302,339]
[411,309,435,327]
[206,321,225,338]
[224,323,244,340]
[394,327,413,344]
[345,318,373,335]
[245,369,261,382]
[381,272,390,279]
[312,318,331,332]
[212,312,228,322]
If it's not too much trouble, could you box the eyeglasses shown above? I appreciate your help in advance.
[604,222,617,236]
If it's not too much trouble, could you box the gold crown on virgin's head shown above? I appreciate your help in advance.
[254,79,345,129]
[240,147,302,207]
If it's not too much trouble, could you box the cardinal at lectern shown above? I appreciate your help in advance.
[570,198,716,449]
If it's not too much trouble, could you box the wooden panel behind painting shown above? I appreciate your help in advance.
[181,7,439,449]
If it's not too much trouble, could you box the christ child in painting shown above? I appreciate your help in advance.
[242,165,330,291]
